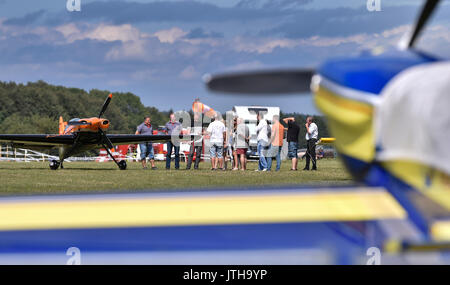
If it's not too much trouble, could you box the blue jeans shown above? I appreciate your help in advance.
[257,141,268,170]
[209,144,224,158]
[139,143,154,160]
[288,141,298,159]
[166,141,180,169]
[267,145,282,171]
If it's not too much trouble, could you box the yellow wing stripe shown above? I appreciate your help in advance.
[381,160,450,211]
[0,189,406,231]
[431,220,450,242]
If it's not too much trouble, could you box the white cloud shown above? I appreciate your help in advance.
[233,37,298,54]
[153,27,188,43]
[55,23,147,43]
[105,39,148,61]
[228,25,422,55]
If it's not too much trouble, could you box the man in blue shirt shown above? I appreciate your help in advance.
[164,113,182,170]
[136,116,157,170]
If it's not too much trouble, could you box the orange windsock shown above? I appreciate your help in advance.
[192,100,216,118]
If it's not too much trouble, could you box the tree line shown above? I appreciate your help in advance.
[0,80,170,134]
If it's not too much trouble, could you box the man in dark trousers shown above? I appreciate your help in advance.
[304,116,319,171]
[186,113,204,170]
[164,113,182,170]
[283,117,300,171]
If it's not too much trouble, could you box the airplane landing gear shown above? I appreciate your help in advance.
[118,160,127,170]
[102,144,127,170]
[49,160,60,170]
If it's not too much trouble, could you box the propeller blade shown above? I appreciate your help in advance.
[67,121,91,126]
[204,69,315,95]
[99,128,114,150]
[407,0,440,48]
[98,93,113,118]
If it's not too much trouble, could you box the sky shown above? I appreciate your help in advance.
[0,0,449,115]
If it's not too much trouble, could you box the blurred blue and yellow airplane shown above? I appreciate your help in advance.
[205,0,450,259]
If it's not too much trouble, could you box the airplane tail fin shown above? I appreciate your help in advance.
[59,116,66,135]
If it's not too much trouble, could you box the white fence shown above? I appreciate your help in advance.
[0,146,134,163]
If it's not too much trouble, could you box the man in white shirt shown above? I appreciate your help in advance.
[255,113,269,171]
[304,116,319,171]
[207,114,226,170]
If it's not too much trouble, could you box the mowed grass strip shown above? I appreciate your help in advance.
[0,159,352,195]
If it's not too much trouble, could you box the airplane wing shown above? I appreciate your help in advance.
[0,134,75,149]
[0,134,195,148]
[0,186,448,264]
[107,134,193,145]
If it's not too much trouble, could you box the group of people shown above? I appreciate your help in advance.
[135,112,319,171]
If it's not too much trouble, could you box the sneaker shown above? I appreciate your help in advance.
[302,168,309,171]
[262,169,267,172]
[152,167,157,170]
[311,168,317,171]
[255,169,261,172]
[143,166,148,170]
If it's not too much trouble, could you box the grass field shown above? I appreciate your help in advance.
[0,159,353,196]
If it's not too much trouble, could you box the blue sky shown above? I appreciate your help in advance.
[0,0,449,114]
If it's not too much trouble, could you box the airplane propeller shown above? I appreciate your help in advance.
[98,93,113,118]
[95,94,126,169]
[204,0,440,95]
[204,69,314,95]
[406,0,440,48]
[96,94,114,148]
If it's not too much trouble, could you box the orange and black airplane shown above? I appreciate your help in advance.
[0,94,178,170]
